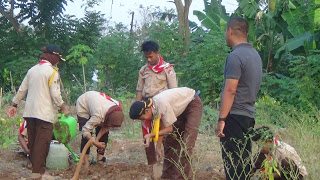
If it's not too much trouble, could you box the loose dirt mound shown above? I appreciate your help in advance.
[0,132,225,180]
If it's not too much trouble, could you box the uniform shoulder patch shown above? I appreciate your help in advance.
[167,69,174,76]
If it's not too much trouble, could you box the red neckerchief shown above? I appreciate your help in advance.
[273,137,279,146]
[19,120,26,134]
[141,104,156,135]
[39,60,49,65]
[142,120,152,135]
[148,56,173,74]
[99,92,122,110]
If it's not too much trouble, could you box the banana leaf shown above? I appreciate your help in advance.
[275,31,314,58]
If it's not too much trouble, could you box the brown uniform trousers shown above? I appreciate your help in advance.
[161,96,203,180]
[25,118,53,174]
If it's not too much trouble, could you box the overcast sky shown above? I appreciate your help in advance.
[64,0,238,26]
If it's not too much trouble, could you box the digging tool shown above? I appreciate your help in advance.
[151,116,162,179]
[71,138,95,180]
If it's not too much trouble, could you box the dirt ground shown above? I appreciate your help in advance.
[0,128,226,180]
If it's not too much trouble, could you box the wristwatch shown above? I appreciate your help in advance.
[218,117,226,122]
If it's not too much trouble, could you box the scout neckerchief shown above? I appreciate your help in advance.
[19,120,27,134]
[273,137,279,146]
[39,60,58,87]
[148,56,173,74]
[141,103,164,136]
[141,102,155,135]
[99,92,122,110]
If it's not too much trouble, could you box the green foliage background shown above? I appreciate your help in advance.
[0,0,320,178]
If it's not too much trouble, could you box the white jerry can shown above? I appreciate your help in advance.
[46,140,69,170]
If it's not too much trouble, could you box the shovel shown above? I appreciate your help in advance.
[151,117,163,180]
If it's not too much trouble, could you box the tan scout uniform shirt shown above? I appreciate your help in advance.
[76,91,119,137]
[13,60,64,123]
[136,61,177,98]
[273,140,308,177]
[152,87,195,127]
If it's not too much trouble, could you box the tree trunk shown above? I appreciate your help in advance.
[174,0,192,50]
[0,0,24,36]
[82,64,86,92]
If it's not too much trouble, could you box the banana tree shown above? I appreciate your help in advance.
[235,0,319,72]
[193,0,229,32]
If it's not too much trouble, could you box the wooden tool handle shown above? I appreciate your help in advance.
[71,138,95,180]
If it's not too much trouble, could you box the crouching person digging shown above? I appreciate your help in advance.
[129,87,203,180]
[76,91,124,169]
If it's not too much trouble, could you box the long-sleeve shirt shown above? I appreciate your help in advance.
[76,91,120,137]
[12,60,64,123]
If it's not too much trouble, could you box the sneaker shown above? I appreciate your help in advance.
[97,156,107,164]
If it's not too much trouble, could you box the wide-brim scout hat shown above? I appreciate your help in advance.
[44,45,66,62]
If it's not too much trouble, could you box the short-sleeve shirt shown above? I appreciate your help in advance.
[152,87,195,127]
[136,60,177,98]
[221,43,262,118]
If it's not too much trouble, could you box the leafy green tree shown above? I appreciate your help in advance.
[67,44,94,92]
[179,29,229,104]
[146,21,185,63]
[0,0,70,37]
[94,23,142,93]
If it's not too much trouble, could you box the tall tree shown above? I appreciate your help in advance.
[173,0,192,47]
[0,0,70,37]
[0,0,23,36]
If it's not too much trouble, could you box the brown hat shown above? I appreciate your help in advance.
[104,106,124,127]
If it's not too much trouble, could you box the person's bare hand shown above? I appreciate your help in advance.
[8,107,17,118]
[215,121,226,137]
[60,104,69,116]
[155,146,163,161]
[143,133,153,147]
[94,141,106,149]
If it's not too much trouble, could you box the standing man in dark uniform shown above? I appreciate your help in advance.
[136,40,177,167]
[215,17,262,180]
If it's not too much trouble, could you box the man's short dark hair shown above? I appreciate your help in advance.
[227,17,249,37]
[141,40,159,52]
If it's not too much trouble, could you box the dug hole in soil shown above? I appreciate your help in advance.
[0,127,226,180]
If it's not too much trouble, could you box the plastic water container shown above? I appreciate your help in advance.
[46,140,69,170]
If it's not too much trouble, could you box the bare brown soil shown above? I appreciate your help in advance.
[0,128,226,180]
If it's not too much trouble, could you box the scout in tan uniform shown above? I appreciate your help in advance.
[130,87,203,180]
[136,40,177,166]
[8,45,69,178]
[252,126,308,180]
[76,91,124,168]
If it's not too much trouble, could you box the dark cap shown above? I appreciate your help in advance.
[43,45,66,61]
[129,98,153,119]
